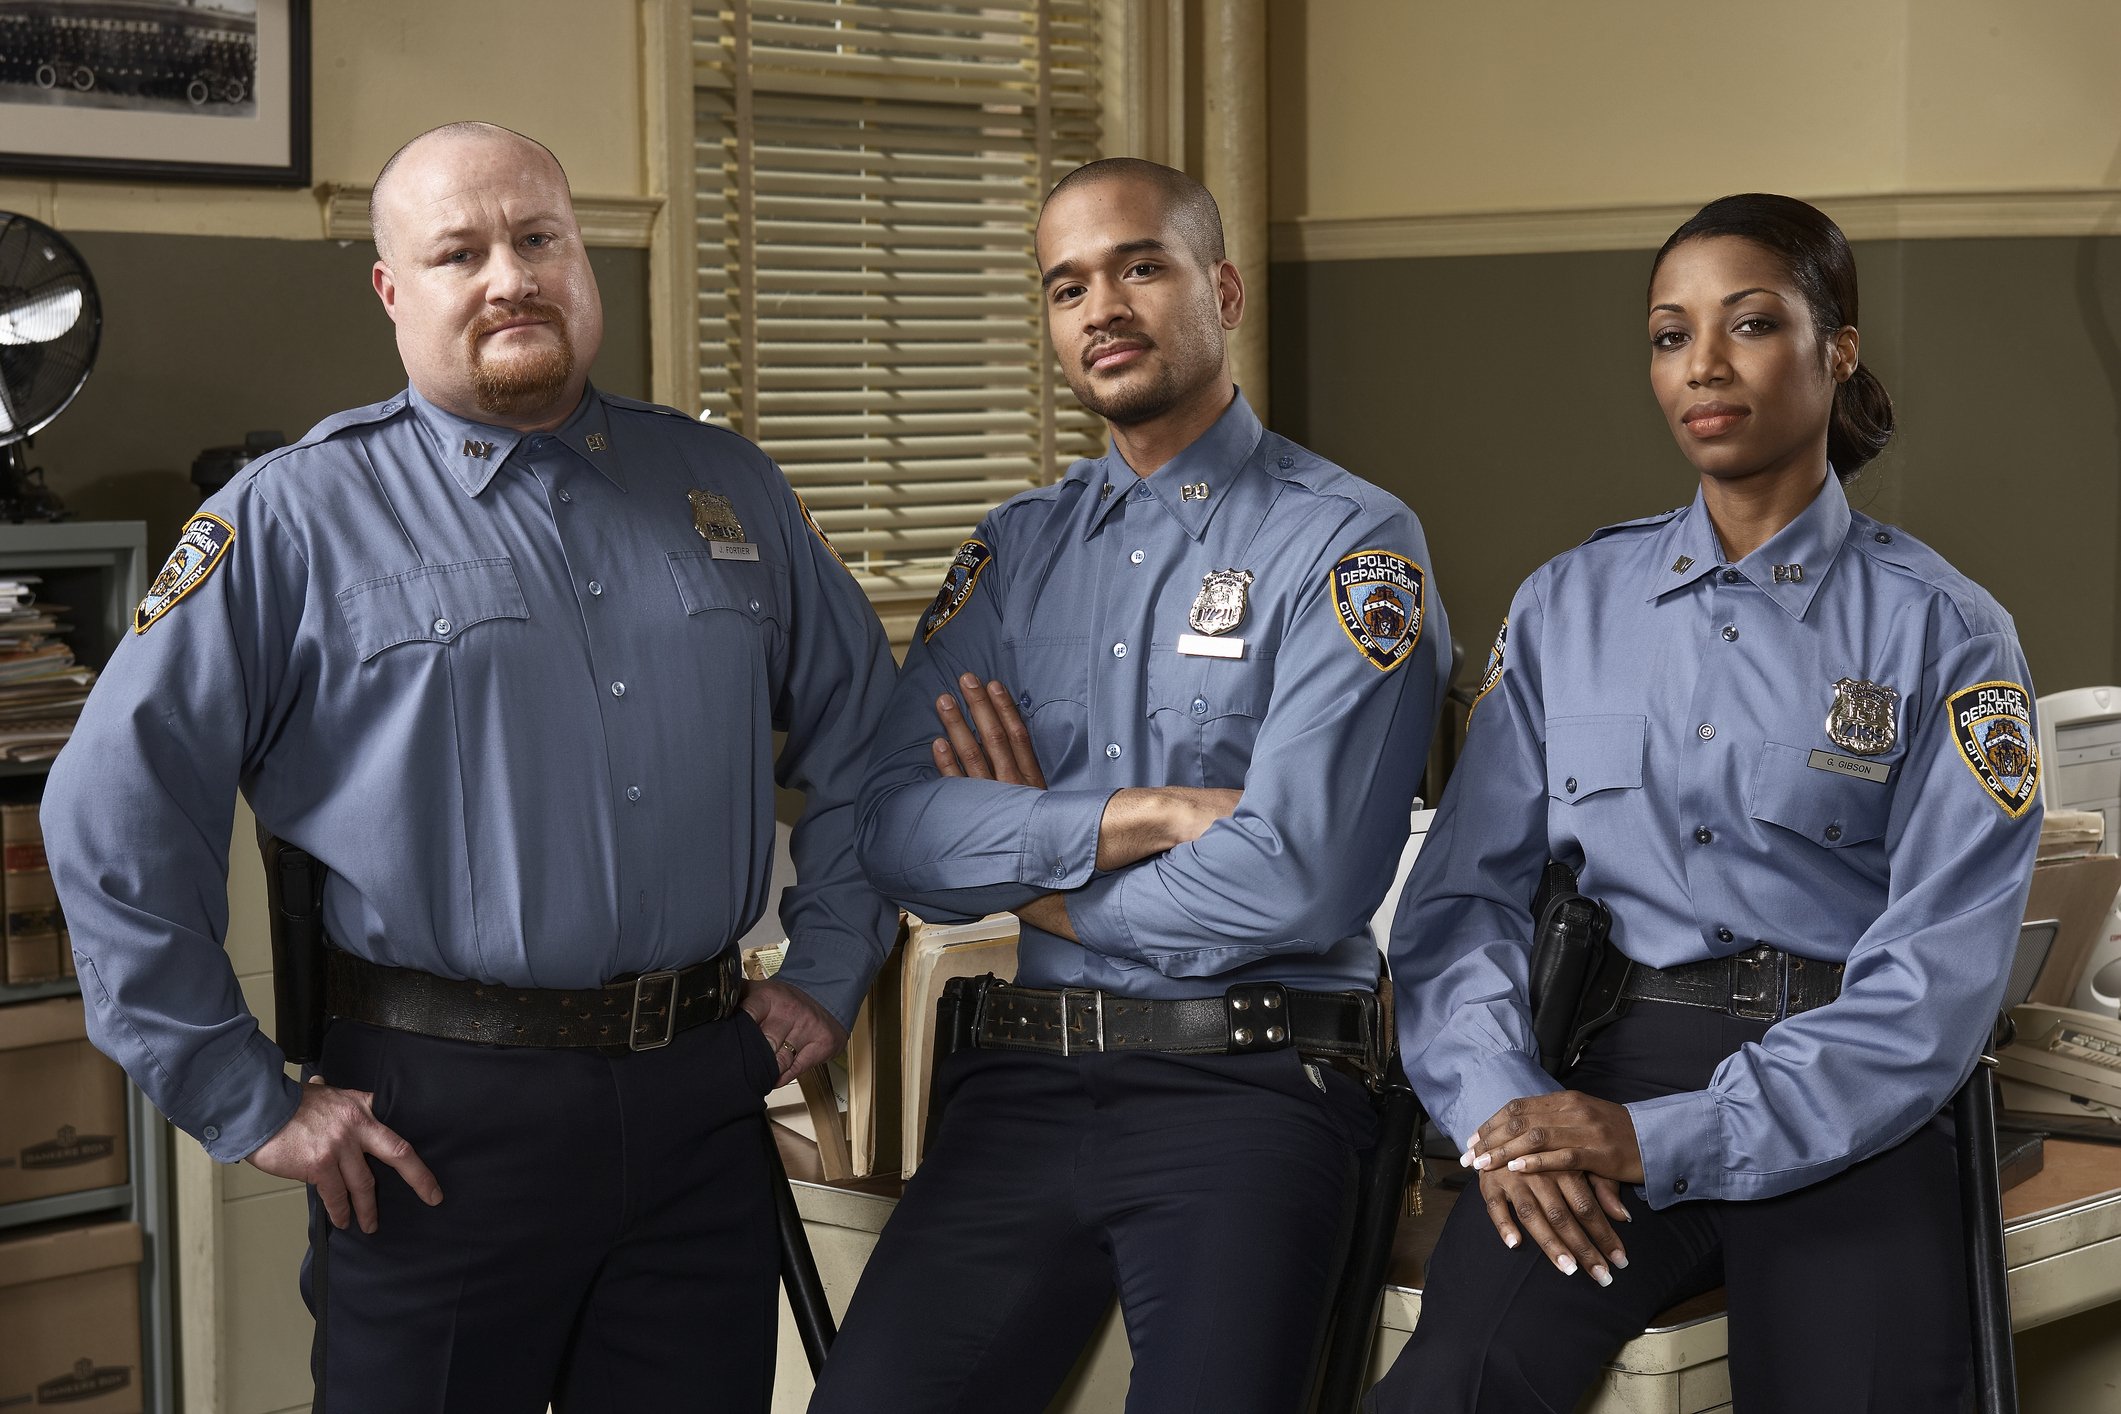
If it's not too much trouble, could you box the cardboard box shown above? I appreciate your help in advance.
[0,996,128,1206]
[2025,854,2121,1008]
[0,1220,143,1414]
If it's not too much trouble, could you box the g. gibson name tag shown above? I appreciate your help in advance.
[709,541,761,562]
[1176,633,1244,659]
[1808,749,1889,783]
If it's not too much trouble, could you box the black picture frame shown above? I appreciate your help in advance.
[0,0,311,187]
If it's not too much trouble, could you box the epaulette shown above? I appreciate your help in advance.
[1847,514,2011,637]
[237,393,413,481]
[1581,507,1684,545]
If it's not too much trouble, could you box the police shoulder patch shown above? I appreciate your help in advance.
[1468,618,1508,721]
[134,513,235,634]
[793,492,845,566]
[1947,680,2039,819]
[922,539,993,642]
[1331,549,1425,672]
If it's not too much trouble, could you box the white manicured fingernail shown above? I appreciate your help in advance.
[1507,1158,1525,1172]
[1610,1252,1628,1269]
[1503,1233,1519,1249]
[1556,1255,1577,1276]
[1591,1265,1612,1287]
[1473,1153,1492,1171]
[1459,1149,1475,1168]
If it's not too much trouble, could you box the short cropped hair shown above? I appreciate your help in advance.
[1042,158,1226,265]
[370,121,568,260]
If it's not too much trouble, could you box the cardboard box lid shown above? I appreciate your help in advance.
[0,994,89,1053]
[0,1221,141,1292]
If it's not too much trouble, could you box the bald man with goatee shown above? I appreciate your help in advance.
[42,122,897,1411]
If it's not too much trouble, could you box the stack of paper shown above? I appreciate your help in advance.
[0,580,95,762]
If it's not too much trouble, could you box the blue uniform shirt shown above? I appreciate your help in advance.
[43,385,898,1163]
[1391,473,2042,1207]
[858,392,1449,996]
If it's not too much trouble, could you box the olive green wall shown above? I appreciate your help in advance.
[27,234,651,560]
[1270,236,2121,700]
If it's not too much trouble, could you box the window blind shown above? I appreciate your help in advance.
[693,1,1104,631]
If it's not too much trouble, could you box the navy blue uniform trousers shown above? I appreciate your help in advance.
[301,1009,784,1413]
[1365,1001,1971,1413]
[808,1045,1377,1414]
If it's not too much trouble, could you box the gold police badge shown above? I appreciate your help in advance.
[1189,568,1253,636]
[1825,677,1898,757]
[689,489,745,543]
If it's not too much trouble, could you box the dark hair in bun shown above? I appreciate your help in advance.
[1650,194,1893,478]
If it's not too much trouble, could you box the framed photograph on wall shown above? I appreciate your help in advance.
[0,0,310,186]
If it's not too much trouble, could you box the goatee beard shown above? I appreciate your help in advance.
[467,303,576,418]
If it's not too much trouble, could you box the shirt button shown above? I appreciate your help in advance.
[1106,743,1122,760]
[1130,549,1145,565]
[1716,927,1735,943]
[1695,826,1714,844]
[1698,723,1715,741]
[588,580,603,596]
[1825,823,1844,842]
[1112,642,1127,659]
[558,488,573,504]
[749,599,761,613]
[611,681,626,698]
[1279,454,1295,468]
[202,1124,220,1142]
[1018,692,1032,710]
[1874,530,1892,544]
[626,785,642,801]
[1192,697,1208,716]
[1673,1178,1689,1196]
[1564,777,1577,793]
[1721,625,1738,642]
[432,617,451,637]
[1720,569,1741,584]
[531,435,551,449]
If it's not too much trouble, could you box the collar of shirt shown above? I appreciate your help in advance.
[1644,471,1853,620]
[1080,388,1265,541]
[404,384,625,496]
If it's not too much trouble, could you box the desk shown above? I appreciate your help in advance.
[771,1130,2121,1413]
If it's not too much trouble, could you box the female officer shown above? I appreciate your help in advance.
[1367,193,2042,1412]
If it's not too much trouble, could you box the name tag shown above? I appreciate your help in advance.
[1808,749,1889,783]
[709,541,760,562]
[1176,633,1244,659]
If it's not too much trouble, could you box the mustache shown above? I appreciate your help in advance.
[469,300,567,338]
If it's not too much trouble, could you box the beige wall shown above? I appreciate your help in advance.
[1271,0,2121,224]
[0,0,649,238]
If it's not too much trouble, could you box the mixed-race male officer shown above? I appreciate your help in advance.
[807,158,1451,1414]
[42,122,897,1411]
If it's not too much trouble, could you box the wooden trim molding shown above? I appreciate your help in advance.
[318,183,662,248]
[1272,189,2121,263]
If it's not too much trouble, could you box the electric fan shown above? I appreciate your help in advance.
[0,213,101,521]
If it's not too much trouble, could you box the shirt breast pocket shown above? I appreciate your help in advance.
[1149,648,1273,788]
[1747,741,1892,849]
[668,550,787,627]
[1003,638,1089,777]
[336,558,529,661]
[1546,714,1647,803]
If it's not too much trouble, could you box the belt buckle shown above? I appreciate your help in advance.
[1060,988,1106,1056]
[629,970,681,1051]
[1224,981,1291,1054]
[1727,947,1785,1022]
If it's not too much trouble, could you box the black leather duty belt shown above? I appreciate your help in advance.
[1621,943,1844,1023]
[968,979,1382,1080]
[324,947,742,1052]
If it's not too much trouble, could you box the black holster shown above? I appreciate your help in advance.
[257,828,329,1065]
[1526,864,1621,1078]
